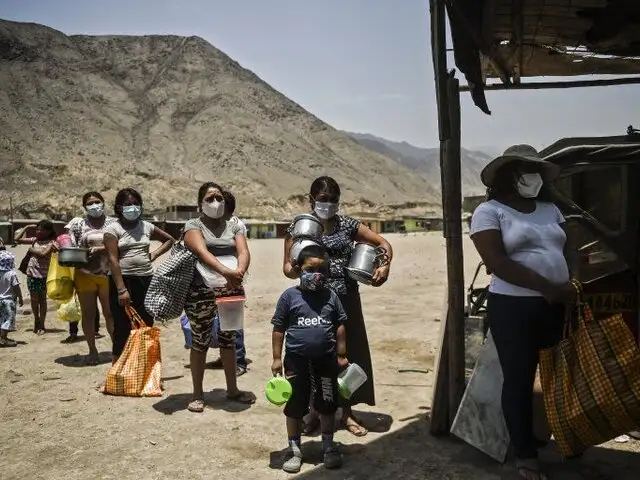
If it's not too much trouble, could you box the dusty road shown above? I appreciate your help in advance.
[1,233,638,479]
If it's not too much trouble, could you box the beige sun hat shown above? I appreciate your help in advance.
[480,144,561,187]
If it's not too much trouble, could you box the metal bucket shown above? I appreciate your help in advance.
[345,243,387,285]
[290,214,324,239]
[290,238,323,266]
[58,247,89,267]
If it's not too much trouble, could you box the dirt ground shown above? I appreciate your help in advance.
[1,232,639,479]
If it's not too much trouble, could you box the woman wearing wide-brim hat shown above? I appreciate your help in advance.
[470,145,576,480]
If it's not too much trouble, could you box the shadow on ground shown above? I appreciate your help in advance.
[54,351,112,367]
[281,410,640,480]
[152,388,256,415]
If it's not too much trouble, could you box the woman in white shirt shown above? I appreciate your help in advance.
[470,145,575,480]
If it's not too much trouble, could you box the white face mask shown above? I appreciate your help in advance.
[86,203,104,218]
[121,205,141,221]
[314,202,339,220]
[517,173,543,198]
[202,200,225,219]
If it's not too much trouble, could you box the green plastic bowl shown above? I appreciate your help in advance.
[265,376,292,406]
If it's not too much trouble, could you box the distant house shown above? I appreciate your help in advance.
[243,219,290,239]
[165,205,199,221]
[350,212,384,234]
[462,195,486,214]
[401,216,432,233]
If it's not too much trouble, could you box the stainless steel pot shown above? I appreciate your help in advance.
[345,243,388,285]
[58,247,89,267]
[290,238,323,266]
[290,214,324,239]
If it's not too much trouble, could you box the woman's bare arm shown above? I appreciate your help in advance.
[282,234,300,279]
[235,233,251,274]
[149,226,175,262]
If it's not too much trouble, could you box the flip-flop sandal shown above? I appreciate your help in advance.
[516,460,548,480]
[188,399,205,412]
[226,391,256,404]
[86,355,100,366]
[61,336,79,344]
[343,419,368,437]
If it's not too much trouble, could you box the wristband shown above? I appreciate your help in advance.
[117,287,128,294]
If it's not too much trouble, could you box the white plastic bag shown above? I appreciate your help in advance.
[196,255,238,289]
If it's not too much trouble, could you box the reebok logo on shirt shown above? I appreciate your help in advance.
[297,316,331,327]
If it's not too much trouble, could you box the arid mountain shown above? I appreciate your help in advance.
[0,20,440,220]
[344,132,493,196]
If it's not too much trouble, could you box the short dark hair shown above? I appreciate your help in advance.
[310,176,341,200]
[197,182,223,205]
[82,191,104,206]
[298,244,327,267]
[222,190,236,215]
[113,188,143,217]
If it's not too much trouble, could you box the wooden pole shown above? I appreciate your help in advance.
[443,73,466,424]
[460,76,640,92]
[428,0,452,436]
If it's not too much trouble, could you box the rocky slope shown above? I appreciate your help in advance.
[0,20,440,219]
[344,132,493,195]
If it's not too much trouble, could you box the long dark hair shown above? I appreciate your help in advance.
[113,188,143,219]
[37,219,56,240]
[486,162,554,202]
[310,176,341,201]
[197,182,223,206]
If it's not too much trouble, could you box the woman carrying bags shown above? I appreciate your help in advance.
[104,188,174,363]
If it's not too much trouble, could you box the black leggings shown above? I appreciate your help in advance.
[109,275,154,357]
[487,293,564,460]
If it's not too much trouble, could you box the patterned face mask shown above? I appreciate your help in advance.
[299,271,326,291]
[0,250,15,271]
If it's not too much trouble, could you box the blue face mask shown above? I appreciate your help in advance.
[122,205,141,221]
[300,271,326,291]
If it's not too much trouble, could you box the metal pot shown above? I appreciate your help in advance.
[345,243,388,285]
[290,238,323,266]
[290,214,324,239]
[58,247,89,267]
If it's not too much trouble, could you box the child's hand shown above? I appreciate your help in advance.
[338,355,349,370]
[271,358,283,376]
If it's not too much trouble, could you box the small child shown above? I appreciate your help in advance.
[271,245,348,474]
[0,247,24,347]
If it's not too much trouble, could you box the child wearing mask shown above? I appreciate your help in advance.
[14,220,57,334]
[271,245,348,474]
[0,246,24,347]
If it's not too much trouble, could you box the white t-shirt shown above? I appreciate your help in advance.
[103,220,156,277]
[470,200,569,297]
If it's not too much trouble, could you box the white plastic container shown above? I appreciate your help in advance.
[337,363,368,399]
[216,295,245,331]
[196,255,238,289]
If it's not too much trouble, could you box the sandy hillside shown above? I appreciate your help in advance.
[1,233,639,480]
[0,19,440,219]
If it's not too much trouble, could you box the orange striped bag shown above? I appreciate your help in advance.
[103,306,162,397]
[539,281,640,457]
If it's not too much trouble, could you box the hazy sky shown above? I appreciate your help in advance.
[2,0,639,151]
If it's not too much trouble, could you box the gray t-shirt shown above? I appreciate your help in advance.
[184,217,245,285]
[103,220,156,277]
[271,286,347,358]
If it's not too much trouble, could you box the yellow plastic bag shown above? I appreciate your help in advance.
[56,295,81,323]
[46,253,75,302]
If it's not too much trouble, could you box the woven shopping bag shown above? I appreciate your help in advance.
[103,306,162,397]
[539,280,640,457]
[144,239,197,322]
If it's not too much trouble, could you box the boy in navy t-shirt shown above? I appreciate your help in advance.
[271,245,348,474]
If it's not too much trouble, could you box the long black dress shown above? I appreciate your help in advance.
[288,214,375,407]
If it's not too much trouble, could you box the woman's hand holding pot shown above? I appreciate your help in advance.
[371,265,390,287]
